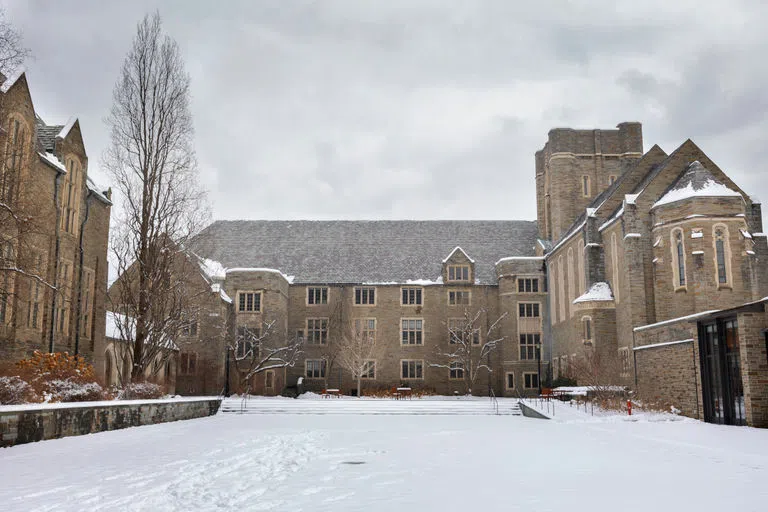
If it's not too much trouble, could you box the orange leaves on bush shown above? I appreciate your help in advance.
[15,351,96,384]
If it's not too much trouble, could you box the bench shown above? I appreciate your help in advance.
[396,387,412,400]
[322,388,341,398]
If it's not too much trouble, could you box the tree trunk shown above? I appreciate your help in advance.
[357,377,361,398]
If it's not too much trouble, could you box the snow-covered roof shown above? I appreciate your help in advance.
[652,161,742,209]
[226,267,295,283]
[442,246,475,263]
[0,67,24,93]
[38,152,67,173]
[573,282,614,304]
[495,256,545,265]
[86,176,112,205]
[57,117,77,139]
[191,220,538,285]
[199,257,226,281]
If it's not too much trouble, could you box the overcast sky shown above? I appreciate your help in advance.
[5,0,768,223]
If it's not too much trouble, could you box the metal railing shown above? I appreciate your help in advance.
[489,388,499,415]
[240,385,251,414]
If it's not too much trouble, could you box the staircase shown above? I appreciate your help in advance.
[220,397,523,416]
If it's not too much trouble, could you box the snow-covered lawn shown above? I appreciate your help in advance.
[1,398,767,511]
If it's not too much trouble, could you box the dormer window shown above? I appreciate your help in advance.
[447,265,470,282]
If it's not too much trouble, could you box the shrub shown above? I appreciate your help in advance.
[45,379,106,402]
[15,351,95,386]
[551,376,578,388]
[118,382,164,400]
[0,376,39,405]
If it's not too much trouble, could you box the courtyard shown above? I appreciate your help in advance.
[1,397,767,511]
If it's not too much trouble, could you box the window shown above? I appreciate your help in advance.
[179,352,198,375]
[307,287,328,305]
[518,302,540,318]
[401,318,423,345]
[449,362,464,380]
[354,287,376,305]
[401,359,424,379]
[401,287,423,306]
[577,239,585,295]
[238,291,261,312]
[714,226,729,285]
[568,247,576,316]
[517,278,539,293]
[582,175,591,197]
[609,175,617,186]
[306,359,327,379]
[583,316,592,343]
[523,372,539,390]
[447,265,470,282]
[448,318,480,345]
[354,318,376,342]
[672,229,686,288]
[550,261,557,324]
[27,279,41,329]
[619,347,631,377]
[56,261,71,333]
[361,360,376,379]
[265,370,275,389]
[1,118,26,203]
[448,290,470,305]
[81,268,94,337]
[506,372,515,390]
[558,255,566,320]
[560,356,568,376]
[181,316,198,337]
[306,318,328,345]
[236,325,261,359]
[611,232,620,302]
[519,333,540,360]
[60,158,82,235]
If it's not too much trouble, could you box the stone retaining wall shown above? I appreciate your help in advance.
[0,398,221,447]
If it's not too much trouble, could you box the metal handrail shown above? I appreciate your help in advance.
[489,388,499,415]
[240,385,251,414]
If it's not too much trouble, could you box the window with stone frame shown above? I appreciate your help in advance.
[354,318,376,342]
[0,241,14,324]
[361,360,376,379]
[401,287,423,306]
[449,361,464,380]
[611,232,620,302]
[582,175,591,197]
[401,359,424,379]
[517,278,539,293]
[236,325,261,359]
[523,372,539,389]
[306,318,328,345]
[672,229,686,288]
[238,291,262,312]
[179,351,198,375]
[265,370,275,389]
[1,117,26,204]
[568,247,576,316]
[354,287,376,305]
[447,265,470,282]
[80,268,95,338]
[582,316,592,344]
[519,333,540,360]
[181,313,198,337]
[448,318,480,345]
[609,175,617,186]
[577,239,585,295]
[307,287,328,305]
[448,290,470,306]
[505,372,515,390]
[56,261,72,333]
[713,225,730,286]
[518,302,540,318]
[60,158,83,236]
[619,347,631,378]
[401,318,423,345]
[305,359,327,379]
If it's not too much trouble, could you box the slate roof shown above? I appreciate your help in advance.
[35,116,63,152]
[192,220,540,285]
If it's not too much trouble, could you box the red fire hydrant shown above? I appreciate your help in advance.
[627,400,632,416]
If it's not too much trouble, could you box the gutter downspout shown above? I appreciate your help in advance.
[48,169,64,353]
[73,188,93,355]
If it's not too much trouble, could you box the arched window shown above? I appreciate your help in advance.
[550,261,557,324]
[577,239,585,294]
[105,352,113,385]
[567,248,575,317]
[611,232,620,302]
[1,116,28,203]
[713,225,730,286]
[672,229,686,288]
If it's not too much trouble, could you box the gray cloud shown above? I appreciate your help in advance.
[5,0,768,222]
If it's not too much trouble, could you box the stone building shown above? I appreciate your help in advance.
[0,70,111,369]
[539,123,768,427]
[190,221,549,397]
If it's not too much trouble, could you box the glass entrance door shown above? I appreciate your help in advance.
[699,318,746,426]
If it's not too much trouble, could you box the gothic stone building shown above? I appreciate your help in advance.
[0,70,112,368]
[539,123,768,428]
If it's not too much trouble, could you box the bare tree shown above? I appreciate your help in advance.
[335,318,383,397]
[230,320,304,392]
[0,8,29,76]
[430,308,507,395]
[103,12,209,381]
[567,346,624,400]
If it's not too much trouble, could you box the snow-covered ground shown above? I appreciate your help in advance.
[1,397,767,511]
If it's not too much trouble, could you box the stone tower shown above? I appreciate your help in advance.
[535,122,643,242]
